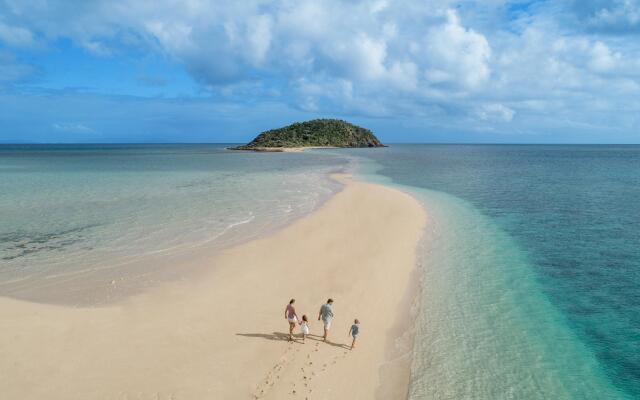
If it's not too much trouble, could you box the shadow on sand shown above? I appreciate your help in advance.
[236,332,351,349]
[236,332,291,341]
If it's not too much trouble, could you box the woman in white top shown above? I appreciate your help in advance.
[284,299,298,341]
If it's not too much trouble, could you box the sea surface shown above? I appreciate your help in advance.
[348,145,640,399]
[0,144,348,297]
[1,144,639,398]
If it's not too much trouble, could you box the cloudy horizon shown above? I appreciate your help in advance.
[1,0,640,143]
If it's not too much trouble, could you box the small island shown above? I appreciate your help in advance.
[230,119,385,151]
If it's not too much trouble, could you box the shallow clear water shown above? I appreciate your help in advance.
[2,144,638,398]
[0,144,348,292]
[347,145,639,399]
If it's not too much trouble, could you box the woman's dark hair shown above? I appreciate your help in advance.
[327,298,333,304]
[289,299,295,304]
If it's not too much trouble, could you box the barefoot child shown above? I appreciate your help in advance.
[348,319,360,350]
[300,315,310,342]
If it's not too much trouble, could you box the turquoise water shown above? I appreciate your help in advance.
[1,144,638,398]
[0,145,348,298]
[346,145,639,399]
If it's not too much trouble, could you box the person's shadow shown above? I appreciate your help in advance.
[236,332,350,349]
[235,332,291,341]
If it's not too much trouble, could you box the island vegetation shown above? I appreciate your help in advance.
[230,119,385,151]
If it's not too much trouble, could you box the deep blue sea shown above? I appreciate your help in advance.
[1,144,638,398]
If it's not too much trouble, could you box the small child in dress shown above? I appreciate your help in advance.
[300,315,310,342]
[348,318,360,350]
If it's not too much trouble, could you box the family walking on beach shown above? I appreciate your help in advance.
[285,298,360,350]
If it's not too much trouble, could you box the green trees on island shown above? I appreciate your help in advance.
[232,119,384,150]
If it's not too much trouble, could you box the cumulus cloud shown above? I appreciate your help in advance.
[424,10,491,89]
[589,41,621,72]
[1,0,640,138]
[0,1,490,91]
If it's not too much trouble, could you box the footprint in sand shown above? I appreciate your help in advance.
[254,345,301,398]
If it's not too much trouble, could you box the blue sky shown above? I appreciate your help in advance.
[1,0,640,143]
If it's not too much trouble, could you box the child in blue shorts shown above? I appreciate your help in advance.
[348,319,360,350]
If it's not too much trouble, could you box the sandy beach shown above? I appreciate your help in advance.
[0,175,426,400]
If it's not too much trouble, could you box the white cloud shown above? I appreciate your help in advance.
[424,10,492,89]
[0,22,34,47]
[246,15,273,66]
[328,33,387,81]
[278,1,331,40]
[388,61,418,91]
[145,21,194,54]
[52,122,95,134]
[2,0,640,136]
[589,41,621,72]
[476,103,515,122]
[370,0,389,15]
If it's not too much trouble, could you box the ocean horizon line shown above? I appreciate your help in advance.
[2,142,640,146]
